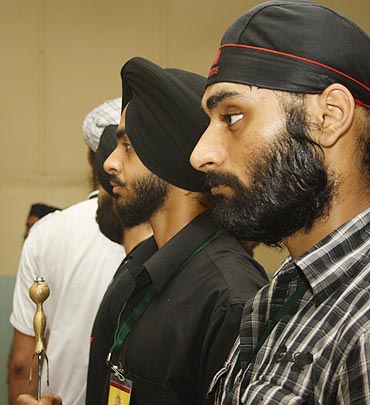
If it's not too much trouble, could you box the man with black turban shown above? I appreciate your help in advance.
[95,125,152,249]
[84,57,268,405]
[190,1,370,404]
[15,106,152,405]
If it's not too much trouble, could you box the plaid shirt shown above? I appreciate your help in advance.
[210,207,370,404]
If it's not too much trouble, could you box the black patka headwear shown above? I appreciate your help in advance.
[29,203,60,218]
[208,0,370,108]
[96,124,118,195]
[121,57,209,192]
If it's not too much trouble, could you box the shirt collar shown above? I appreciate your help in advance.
[88,190,99,199]
[277,206,370,305]
[124,236,158,279]
[127,236,157,262]
[144,211,220,293]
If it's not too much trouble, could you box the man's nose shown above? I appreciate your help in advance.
[190,125,226,172]
[104,147,122,175]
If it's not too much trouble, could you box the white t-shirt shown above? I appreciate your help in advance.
[10,195,125,404]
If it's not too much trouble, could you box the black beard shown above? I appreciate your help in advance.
[207,106,336,246]
[96,193,125,245]
[115,173,169,228]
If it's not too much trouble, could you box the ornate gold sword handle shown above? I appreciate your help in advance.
[29,276,50,395]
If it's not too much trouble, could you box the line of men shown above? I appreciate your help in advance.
[14,1,370,404]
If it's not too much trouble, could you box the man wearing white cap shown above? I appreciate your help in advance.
[7,99,126,405]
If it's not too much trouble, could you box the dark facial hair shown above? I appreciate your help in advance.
[207,104,336,246]
[96,193,125,244]
[115,173,169,228]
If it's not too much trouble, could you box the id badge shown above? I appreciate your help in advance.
[108,372,133,405]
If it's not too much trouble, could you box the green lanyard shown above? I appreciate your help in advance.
[227,279,308,393]
[106,228,224,368]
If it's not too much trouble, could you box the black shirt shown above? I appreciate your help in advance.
[87,212,268,405]
[87,237,157,403]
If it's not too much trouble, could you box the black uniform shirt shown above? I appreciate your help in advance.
[87,211,268,405]
[87,237,157,404]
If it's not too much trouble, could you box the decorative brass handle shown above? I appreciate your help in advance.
[29,276,50,400]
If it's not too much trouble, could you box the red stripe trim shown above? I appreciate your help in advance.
[355,99,370,109]
[110,381,131,393]
[220,44,370,95]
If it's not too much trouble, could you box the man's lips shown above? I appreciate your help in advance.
[110,181,125,194]
[210,184,228,195]
[112,185,120,194]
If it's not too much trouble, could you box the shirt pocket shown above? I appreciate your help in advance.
[128,371,169,405]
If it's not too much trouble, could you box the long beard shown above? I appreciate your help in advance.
[115,173,169,229]
[96,194,125,244]
[207,106,336,246]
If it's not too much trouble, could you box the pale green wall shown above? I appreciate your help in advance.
[1,276,16,404]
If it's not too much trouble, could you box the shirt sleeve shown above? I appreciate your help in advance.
[10,233,41,336]
[335,330,370,404]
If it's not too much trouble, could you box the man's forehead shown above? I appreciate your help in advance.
[202,82,257,111]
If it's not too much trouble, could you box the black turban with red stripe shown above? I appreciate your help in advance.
[207,0,370,109]
[121,57,209,192]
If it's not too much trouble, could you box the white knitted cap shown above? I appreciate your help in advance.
[82,98,121,152]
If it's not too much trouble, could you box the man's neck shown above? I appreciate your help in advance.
[149,187,209,249]
[284,111,370,259]
[285,190,370,260]
[123,223,153,254]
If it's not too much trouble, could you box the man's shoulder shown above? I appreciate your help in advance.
[200,232,269,301]
[206,231,266,272]
[23,197,103,261]
[55,197,97,218]
[29,198,97,234]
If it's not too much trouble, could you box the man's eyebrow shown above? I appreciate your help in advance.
[206,90,241,112]
[116,127,127,140]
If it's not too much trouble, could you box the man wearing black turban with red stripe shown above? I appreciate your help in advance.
[190,1,370,404]
[83,57,269,405]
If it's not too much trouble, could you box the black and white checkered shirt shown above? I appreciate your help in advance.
[210,207,370,404]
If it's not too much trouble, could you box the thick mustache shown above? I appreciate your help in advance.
[206,171,246,196]
[206,172,232,187]
[109,175,125,188]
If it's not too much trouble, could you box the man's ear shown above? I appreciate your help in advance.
[315,83,355,148]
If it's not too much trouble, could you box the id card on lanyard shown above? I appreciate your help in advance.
[108,373,133,405]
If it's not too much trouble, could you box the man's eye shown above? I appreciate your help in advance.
[221,113,244,127]
[122,142,132,151]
